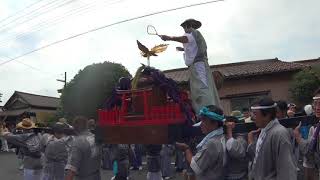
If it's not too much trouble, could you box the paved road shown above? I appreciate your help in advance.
[0,152,305,180]
[0,152,184,180]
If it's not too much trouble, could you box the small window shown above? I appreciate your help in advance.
[230,95,268,111]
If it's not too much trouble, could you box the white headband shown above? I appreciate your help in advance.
[288,103,296,108]
[313,96,320,100]
[251,103,277,110]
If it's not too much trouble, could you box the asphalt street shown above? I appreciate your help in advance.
[0,152,184,180]
[0,152,305,180]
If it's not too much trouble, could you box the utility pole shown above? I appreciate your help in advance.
[57,72,67,93]
[0,93,2,103]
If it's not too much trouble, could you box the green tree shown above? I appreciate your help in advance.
[289,68,320,105]
[60,61,131,119]
[41,108,64,126]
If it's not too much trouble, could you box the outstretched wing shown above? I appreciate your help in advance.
[137,40,149,54]
[150,44,168,54]
[141,52,157,57]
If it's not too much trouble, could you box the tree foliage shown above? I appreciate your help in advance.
[289,68,320,105]
[60,61,131,119]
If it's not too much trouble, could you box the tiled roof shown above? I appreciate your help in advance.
[14,91,60,108]
[164,58,310,82]
[0,108,57,116]
[294,58,320,67]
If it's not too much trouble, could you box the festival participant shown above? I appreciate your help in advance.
[65,116,102,180]
[110,144,130,180]
[294,88,320,180]
[225,116,249,180]
[176,105,226,180]
[41,122,69,180]
[160,144,174,180]
[88,119,96,133]
[230,111,245,123]
[302,124,317,180]
[304,104,314,116]
[242,108,252,123]
[146,145,163,180]
[276,101,288,119]
[175,149,185,173]
[0,121,9,152]
[276,100,299,169]
[288,103,297,117]
[0,118,42,180]
[160,19,220,113]
[247,98,297,180]
[131,144,143,171]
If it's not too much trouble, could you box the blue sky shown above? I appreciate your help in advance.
[0,0,319,105]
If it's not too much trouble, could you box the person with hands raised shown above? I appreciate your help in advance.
[294,88,320,179]
[175,105,226,180]
[160,19,220,114]
[247,97,297,180]
[225,117,249,180]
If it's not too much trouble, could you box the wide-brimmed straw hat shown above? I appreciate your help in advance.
[16,118,36,129]
[58,118,67,124]
[180,19,202,29]
[230,110,245,121]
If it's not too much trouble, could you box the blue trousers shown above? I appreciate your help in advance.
[24,169,41,180]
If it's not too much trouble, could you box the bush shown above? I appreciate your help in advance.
[60,61,131,119]
[289,68,320,105]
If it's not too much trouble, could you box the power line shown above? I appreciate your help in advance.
[0,0,46,24]
[0,0,78,33]
[0,0,225,67]
[0,0,118,38]
[0,55,59,77]
[0,0,61,29]
[9,58,67,81]
[0,0,123,50]
[0,55,43,72]
[0,0,123,49]
[0,56,65,82]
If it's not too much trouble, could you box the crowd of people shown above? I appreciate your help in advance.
[0,88,318,180]
[158,16,320,180]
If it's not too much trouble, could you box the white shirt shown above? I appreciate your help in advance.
[182,32,208,87]
[226,137,235,151]
[183,32,198,66]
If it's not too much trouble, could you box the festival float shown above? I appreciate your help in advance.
[97,40,200,144]
[96,31,317,144]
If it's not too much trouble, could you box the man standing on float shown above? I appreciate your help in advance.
[160,19,221,113]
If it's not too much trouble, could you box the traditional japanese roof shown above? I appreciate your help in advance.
[164,58,310,82]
